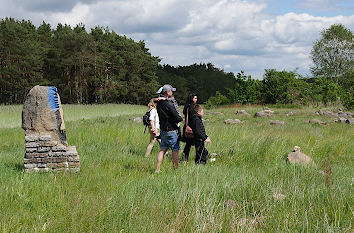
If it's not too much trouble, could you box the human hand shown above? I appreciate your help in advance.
[155,97,166,102]
[205,137,211,143]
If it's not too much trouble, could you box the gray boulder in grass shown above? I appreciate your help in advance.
[308,118,327,125]
[334,117,347,123]
[255,110,274,117]
[130,117,142,123]
[287,146,313,165]
[236,110,250,117]
[270,120,284,125]
[224,119,241,124]
[346,118,354,124]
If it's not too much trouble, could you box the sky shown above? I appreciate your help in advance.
[1,0,353,79]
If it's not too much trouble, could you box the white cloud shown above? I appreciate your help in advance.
[0,0,353,79]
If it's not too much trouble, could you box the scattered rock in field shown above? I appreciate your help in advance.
[334,117,347,123]
[212,112,224,115]
[308,118,327,125]
[346,118,354,124]
[272,193,286,201]
[287,146,313,165]
[211,153,217,157]
[337,111,347,118]
[255,110,274,117]
[236,110,250,117]
[270,120,285,125]
[129,117,142,123]
[224,119,241,124]
[345,112,354,118]
[286,111,298,116]
[324,110,338,118]
[264,107,270,110]
[314,109,324,115]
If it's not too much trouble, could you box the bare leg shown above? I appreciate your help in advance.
[156,149,167,172]
[172,150,179,169]
[145,131,156,157]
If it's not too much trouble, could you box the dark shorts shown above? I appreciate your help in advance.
[160,130,180,151]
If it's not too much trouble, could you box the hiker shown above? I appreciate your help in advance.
[144,99,160,157]
[191,105,211,164]
[155,84,183,172]
[156,86,183,141]
[182,93,198,162]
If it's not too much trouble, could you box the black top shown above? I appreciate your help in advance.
[183,104,196,126]
[191,114,208,141]
[157,100,183,131]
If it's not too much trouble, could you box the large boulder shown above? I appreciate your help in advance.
[287,146,313,165]
[22,86,80,172]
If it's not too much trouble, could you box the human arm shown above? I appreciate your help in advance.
[166,102,183,123]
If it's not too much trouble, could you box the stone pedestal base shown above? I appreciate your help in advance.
[24,135,80,172]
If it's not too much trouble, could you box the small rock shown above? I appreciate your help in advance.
[286,111,298,116]
[308,118,327,125]
[334,117,347,123]
[270,120,284,125]
[212,112,224,115]
[224,119,241,124]
[129,117,142,123]
[264,107,270,110]
[287,146,313,165]
[236,110,250,117]
[346,118,354,124]
[314,109,323,115]
[255,110,274,117]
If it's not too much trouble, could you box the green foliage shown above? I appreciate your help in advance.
[310,24,354,82]
[0,18,159,105]
[205,91,230,108]
[156,63,236,104]
[227,71,262,104]
[261,69,312,105]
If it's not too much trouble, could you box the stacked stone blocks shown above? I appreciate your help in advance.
[24,135,80,172]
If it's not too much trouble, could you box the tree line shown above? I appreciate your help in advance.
[0,18,353,109]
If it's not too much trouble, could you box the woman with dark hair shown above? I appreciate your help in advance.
[182,93,198,162]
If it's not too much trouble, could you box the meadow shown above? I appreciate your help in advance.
[0,104,353,232]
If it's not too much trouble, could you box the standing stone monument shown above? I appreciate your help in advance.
[22,85,80,172]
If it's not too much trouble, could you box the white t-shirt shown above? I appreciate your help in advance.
[149,108,160,130]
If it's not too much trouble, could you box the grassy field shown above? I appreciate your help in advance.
[0,104,353,232]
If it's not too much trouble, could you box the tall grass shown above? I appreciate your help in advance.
[0,104,353,232]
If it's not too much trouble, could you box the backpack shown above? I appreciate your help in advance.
[143,109,152,133]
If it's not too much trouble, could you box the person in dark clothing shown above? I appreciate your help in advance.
[182,93,198,162]
[191,105,211,164]
[155,84,183,172]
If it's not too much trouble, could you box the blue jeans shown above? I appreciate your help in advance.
[160,130,180,151]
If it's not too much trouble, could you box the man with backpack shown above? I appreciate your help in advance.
[155,84,183,172]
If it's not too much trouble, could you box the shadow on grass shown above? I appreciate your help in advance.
[5,162,24,172]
